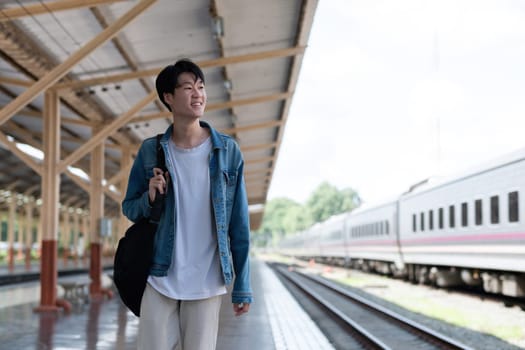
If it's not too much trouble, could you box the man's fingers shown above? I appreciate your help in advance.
[233,303,250,316]
[153,167,164,177]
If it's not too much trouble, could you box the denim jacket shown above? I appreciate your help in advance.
[122,121,253,304]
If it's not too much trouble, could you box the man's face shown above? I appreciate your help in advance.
[164,72,207,119]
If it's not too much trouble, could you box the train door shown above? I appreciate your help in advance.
[394,200,405,274]
[342,214,351,267]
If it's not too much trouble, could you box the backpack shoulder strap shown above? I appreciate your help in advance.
[156,134,167,172]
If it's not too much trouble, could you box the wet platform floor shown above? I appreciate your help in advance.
[0,259,333,349]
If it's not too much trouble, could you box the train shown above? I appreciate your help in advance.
[277,148,525,298]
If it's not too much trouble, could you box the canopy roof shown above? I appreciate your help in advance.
[0,0,318,229]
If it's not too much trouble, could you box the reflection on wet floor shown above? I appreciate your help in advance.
[0,296,139,349]
[0,260,277,350]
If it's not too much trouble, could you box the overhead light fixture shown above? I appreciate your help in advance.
[212,16,224,38]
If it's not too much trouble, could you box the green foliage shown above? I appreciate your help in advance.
[306,182,360,223]
[256,198,303,238]
[253,182,361,246]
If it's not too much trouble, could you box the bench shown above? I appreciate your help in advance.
[58,276,91,304]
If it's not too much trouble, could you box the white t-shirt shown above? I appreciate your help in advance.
[148,136,227,300]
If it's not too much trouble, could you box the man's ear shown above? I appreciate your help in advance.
[163,92,173,105]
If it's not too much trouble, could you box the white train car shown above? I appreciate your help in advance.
[398,148,525,296]
[345,200,402,275]
[279,223,323,260]
[317,212,349,265]
[277,230,309,257]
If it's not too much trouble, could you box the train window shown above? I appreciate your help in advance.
[509,191,519,222]
[385,220,389,234]
[438,208,444,229]
[449,205,455,228]
[420,212,425,231]
[490,195,499,224]
[461,202,468,227]
[429,210,434,230]
[412,214,416,232]
[475,199,482,225]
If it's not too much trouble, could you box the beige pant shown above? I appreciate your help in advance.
[138,284,223,350]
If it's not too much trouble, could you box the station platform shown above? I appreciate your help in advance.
[0,258,334,349]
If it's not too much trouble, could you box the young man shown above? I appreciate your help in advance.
[122,59,253,350]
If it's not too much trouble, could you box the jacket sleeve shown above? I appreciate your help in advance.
[229,156,254,304]
[122,142,153,222]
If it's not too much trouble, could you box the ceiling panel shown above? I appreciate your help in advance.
[0,0,319,230]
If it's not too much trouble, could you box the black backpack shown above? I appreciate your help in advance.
[113,134,166,317]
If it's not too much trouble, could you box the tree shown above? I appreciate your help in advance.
[306,182,360,223]
[282,205,313,234]
[256,197,301,239]
[306,182,340,223]
[339,187,362,212]
[252,182,361,246]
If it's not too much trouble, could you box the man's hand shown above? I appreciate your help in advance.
[149,167,168,203]
[233,303,250,316]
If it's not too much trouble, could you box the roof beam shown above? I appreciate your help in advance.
[246,156,274,165]
[89,6,165,113]
[52,46,306,90]
[248,197,266,206]
[220,120,283,135]
[0,105,40,117]
[245,169,271,176]
[0,0,125,22]
[245,174,271,183]
[58,91,156,173]
[65,168,121,204]
[207,92,291,112]
[0,0,157,126]
[105,163,132,187]
[132,92,291,123]
[246,183,268,191]
[0,105,97,127]
[0,77,32,87]
[0,130,42,175]
[246,182,268,191]
[241,142,277,152]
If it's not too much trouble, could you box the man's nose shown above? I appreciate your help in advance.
[192,87,204,97]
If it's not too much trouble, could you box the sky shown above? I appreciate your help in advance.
[267,0,525,206]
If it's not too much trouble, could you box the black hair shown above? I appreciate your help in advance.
[155,58,205,111]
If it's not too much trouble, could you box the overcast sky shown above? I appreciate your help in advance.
[267,0,525,205]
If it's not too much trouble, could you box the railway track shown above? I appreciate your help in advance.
[271,263,474,350]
